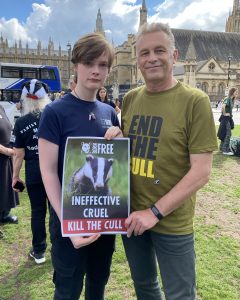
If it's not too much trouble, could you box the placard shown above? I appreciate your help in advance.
[61,137,130,236]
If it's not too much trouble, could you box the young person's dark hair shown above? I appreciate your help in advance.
[96,86,116,109]
[229,87,237,98]
[96,86,108,102]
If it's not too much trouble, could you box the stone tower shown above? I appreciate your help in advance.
[225,0,240,32]
[95,8,105,36]
[139,0,147,28]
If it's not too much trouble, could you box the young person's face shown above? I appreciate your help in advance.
[99,89,107,100]
[136,31,178,86]
[76,52,109,92]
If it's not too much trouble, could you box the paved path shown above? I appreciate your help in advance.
[212,108,240,125]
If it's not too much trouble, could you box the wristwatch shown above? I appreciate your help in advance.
[151,205,164,221]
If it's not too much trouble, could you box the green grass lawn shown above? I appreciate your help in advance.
[0,126,239,300]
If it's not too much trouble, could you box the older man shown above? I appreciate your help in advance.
[122,22,218,300]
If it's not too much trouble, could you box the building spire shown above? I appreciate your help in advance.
[95,8,105,36]
[139,0,147,29]
[185,37,197,61]
[184,37,197,87]
[142,0,147,9]
[225,0,240,32]
[233,0,240,13]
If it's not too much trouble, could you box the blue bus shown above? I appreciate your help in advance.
[0,62,61,97]
[0,62,62,125]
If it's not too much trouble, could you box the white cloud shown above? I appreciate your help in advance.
[0,18,29,44]
[0,0,235,50]
[149,0,233,31]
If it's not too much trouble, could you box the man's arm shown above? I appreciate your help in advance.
[12,148,25,191]
[125,152,213,237]
[38,138,100,248]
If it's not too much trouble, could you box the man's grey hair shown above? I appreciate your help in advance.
[136,22,176,50]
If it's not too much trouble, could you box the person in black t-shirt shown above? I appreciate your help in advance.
[96,86,116,109]
[38,33,122,300]
[12,79,51,264]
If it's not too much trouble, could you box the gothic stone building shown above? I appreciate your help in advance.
[106,0,240,102]
[0,36,73,88]
[1,0,240,99]
[0,8,108,89]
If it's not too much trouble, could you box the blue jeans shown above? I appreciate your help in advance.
[122,231,196,300]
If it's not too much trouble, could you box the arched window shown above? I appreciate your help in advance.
[202,82,208,93]
[218,83,224,95]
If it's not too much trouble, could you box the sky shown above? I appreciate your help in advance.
[0,0,234,50]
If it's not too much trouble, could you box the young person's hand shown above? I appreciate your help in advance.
[104,126,123,140]
[70,234,101,249]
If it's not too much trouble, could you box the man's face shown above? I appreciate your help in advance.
[75,52,109,92]
[136,31,178,85]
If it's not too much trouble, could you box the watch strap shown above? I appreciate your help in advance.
[151,205,164,221]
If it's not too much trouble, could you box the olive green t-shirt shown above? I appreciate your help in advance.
[122,82,218,235]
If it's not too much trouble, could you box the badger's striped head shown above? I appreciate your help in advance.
[84,155,113,190]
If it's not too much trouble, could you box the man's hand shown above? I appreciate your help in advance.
[125,209,159,238]
[104,126,123,140]
[70,234,101,249]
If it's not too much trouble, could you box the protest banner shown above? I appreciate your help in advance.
[61,137,130,236]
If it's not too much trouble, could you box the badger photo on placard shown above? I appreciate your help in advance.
[61,137,130,236]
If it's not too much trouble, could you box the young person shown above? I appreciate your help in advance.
[121,22,218,300]
[38,33,122,300]
[12,79,50,264]
[218,87,238,155]
[96,86,116,109]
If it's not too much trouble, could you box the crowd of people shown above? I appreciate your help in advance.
[0,21,238,300]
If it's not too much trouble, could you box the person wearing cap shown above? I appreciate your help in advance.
[12,79,51,264]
